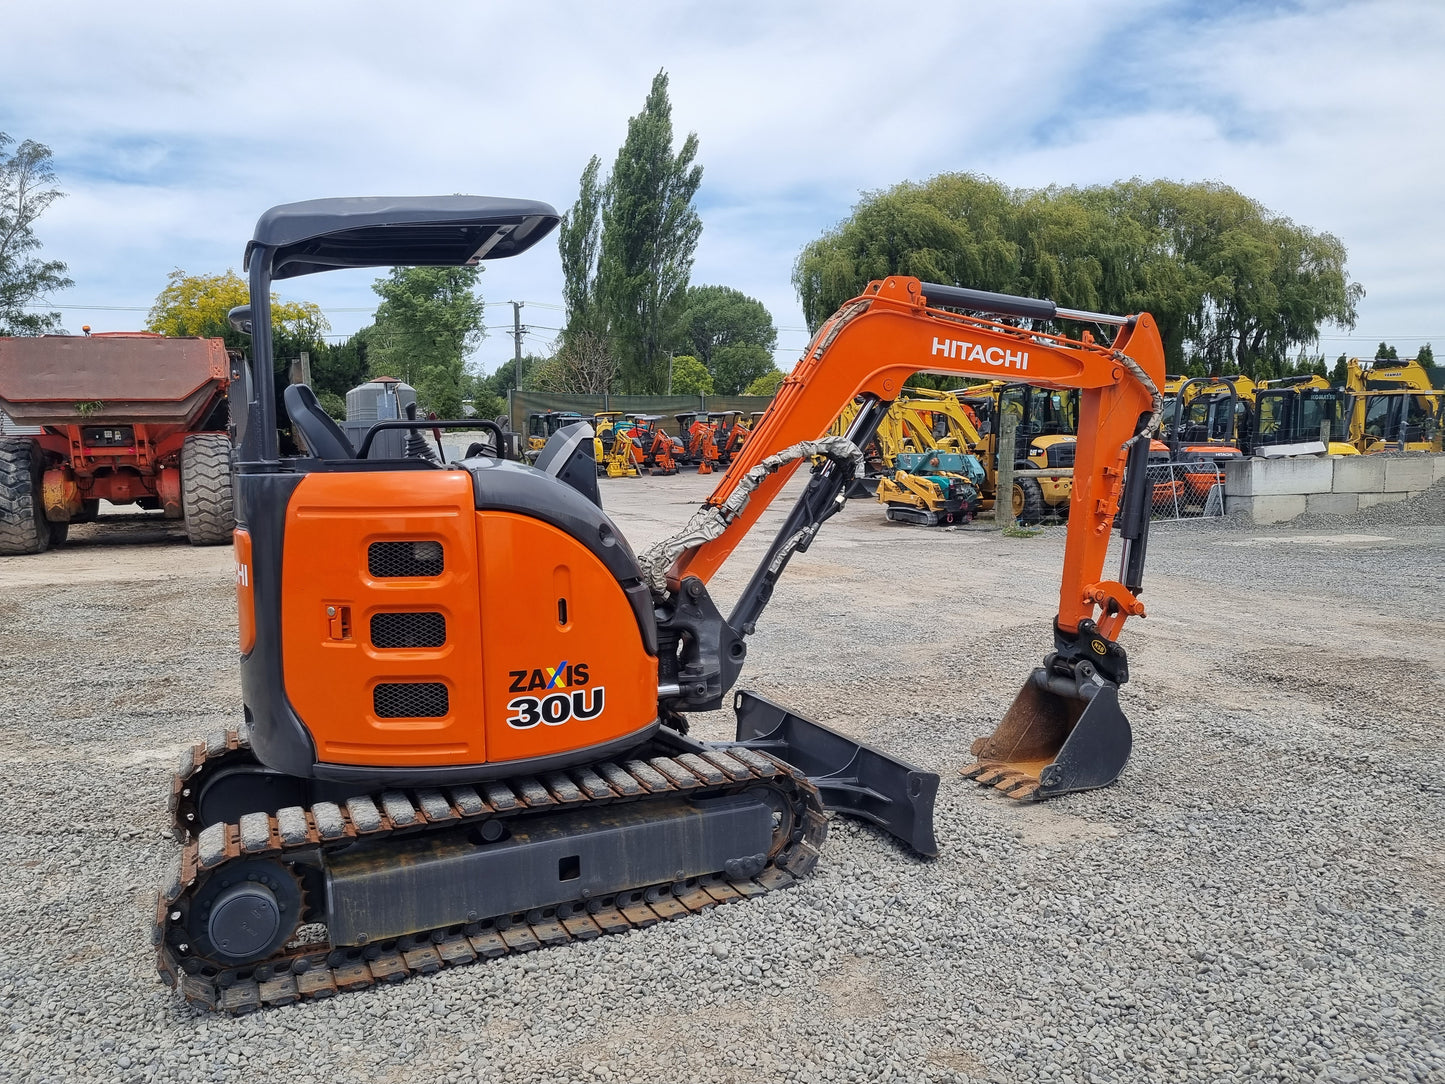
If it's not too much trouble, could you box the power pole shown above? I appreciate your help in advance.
[510,301,526,390]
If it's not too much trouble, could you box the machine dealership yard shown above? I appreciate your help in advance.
[0,470,1442,1084]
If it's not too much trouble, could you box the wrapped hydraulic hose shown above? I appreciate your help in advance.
[638,435,864,596]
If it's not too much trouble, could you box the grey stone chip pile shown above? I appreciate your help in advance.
[0,476,1439,1083]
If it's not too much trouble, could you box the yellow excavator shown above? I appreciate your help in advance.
[895,387,979,453]
[1160,376,1250,505]
[1343,359,1444,454]
[1251,374,1358,456]
[1159,375,1187,430]
[525,411,587,457]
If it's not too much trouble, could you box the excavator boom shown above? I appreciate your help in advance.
[656,277,1164,800]
[672,278,1163,635]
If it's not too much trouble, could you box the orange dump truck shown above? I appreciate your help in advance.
[0,332,235,553]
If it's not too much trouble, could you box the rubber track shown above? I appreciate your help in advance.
[157,728,829,1014]
[180,433,234,545]
[0,438,46,555]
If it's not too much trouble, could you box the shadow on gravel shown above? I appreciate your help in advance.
[67,515,188,548]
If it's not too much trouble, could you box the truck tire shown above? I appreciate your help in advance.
[0,438,51,556]
[0,442,53,560]
[1011,477,1046,525]
[181,433,235,546]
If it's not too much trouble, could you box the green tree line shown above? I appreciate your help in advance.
[15,129,1397,415]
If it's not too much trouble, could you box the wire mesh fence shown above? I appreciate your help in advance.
[991,459,1226,530]
[1145,460,1226,521]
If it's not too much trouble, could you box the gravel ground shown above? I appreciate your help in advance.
[0,469,1442,1084]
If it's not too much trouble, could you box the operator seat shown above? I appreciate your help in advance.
[283,383,355,460]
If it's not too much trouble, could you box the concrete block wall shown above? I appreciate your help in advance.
[1224,454,1445,524]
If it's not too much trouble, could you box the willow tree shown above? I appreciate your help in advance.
[793,174,1361,374]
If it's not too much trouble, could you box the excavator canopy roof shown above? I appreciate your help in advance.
[245,195,560,280]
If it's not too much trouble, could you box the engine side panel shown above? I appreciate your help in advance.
[477,511,658,764]
[275,470,658,773]
[281,470,487,767]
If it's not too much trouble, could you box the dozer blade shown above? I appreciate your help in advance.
[846,475,880,499]
[963,667,1132,801]
[726,689,938,857]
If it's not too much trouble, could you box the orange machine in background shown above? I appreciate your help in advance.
[0,333,235,552]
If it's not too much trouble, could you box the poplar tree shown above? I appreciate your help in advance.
[598,70,703,393]
[558,155,605,349]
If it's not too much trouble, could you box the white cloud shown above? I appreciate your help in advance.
[4,0,1441,372]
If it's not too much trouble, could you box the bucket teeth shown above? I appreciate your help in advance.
[960,761,1043,801]
[993,774,1042,801]
[964,763,1008,787]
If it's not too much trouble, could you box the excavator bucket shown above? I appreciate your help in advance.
[963,667,1132,801]
[728,690,938,857]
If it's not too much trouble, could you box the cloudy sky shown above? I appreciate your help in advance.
[4,0,1442,376]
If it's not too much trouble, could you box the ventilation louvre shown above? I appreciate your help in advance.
[371,612,447,649]
[373,682,449,719]
[368,541,444,578]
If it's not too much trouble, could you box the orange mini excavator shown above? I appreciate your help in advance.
[157,196,1163,1013]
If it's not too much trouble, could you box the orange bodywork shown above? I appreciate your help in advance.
[0,334,231,509]
[643,428,679,473]
[279,471,657,769]
[671,277,1165,640]
[1177,444,1237,503]
[689,421,720,474]
[1146,439,1184,507]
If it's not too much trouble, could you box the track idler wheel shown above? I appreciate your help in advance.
[963,662,1132,801]
[173,859,304,970]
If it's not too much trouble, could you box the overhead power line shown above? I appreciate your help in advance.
[20,300,566,316]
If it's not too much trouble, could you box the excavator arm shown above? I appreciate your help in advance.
[650,276,1165,802]
[672,277,1162,639]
